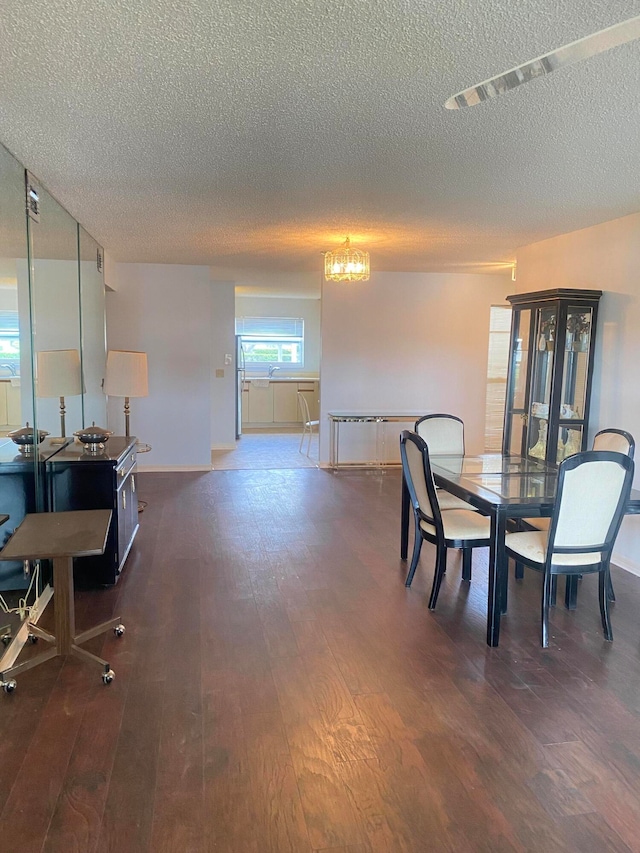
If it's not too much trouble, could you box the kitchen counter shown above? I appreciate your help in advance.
[246,376,319,382]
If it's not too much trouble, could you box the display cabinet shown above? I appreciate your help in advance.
[502,288,602,464]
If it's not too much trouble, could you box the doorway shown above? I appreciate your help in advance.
[211,426,318,470]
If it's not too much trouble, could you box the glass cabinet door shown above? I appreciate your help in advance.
[504,308,531,455]
[527,306,557,460]
[556,306,593,462]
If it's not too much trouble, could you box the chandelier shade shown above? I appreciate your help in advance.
[324,237,370,282]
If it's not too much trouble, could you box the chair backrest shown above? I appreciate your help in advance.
[400,430,443,531]
[547,450,634,563]
[297,391,311,425]
[414,414,464,455]
[593,428,635,458]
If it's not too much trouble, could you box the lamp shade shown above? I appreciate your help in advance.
[104,350,148,398]
[37,349,83,397]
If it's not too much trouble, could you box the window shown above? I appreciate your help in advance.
[235,317,304,366]
[0,310,20,377]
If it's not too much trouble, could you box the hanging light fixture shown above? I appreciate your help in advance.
[324,237,370,282]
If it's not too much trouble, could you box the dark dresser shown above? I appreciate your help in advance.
[46,437,139,586]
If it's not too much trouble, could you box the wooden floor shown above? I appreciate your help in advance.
[2,467,640,851]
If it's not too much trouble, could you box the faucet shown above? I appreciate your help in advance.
[268,365,280,378]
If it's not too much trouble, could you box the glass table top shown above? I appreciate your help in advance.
[431,454,556,477]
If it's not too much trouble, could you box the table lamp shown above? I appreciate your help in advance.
[104,350,148,438]
[36,349,84,441]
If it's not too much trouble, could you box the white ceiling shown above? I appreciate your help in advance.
[1,0,639,293]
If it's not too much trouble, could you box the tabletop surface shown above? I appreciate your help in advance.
[328,411,424,420]
[45,436,136,465]
[431,454,640,510]
[0,509,112,560]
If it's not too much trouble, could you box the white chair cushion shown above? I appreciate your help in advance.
[438,490,477,512]
[505,530,602,567]
[420,509,490,542]
[523,517,550,531]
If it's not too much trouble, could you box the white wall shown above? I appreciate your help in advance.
[106,263,214,470]
[515,211,640,573]
[210,279,236,449]
[235,295,321,375]
[319,271,510,464]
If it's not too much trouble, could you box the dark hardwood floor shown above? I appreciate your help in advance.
[2,467,640,851]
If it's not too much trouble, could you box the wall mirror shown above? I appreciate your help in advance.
[0,140,106,613]
[79,226,107,428]
[29,179,83,440]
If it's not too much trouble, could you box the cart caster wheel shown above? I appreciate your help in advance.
[2,679,16,693]
[1,635,11,647]
[102,669,115,685]
[27,634,38,644]
[113,624,125,637]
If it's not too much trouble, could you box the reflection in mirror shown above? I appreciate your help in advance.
[79,227,107,428]
[0,140,108,645]
[28,178,82,441]
[0,143,31,438]
[0,142,37,602]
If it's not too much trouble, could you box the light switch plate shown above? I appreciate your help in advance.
[224,353,232,365]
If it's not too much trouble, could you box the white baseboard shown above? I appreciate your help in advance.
[137,464,212,472]
[612,553,640,578]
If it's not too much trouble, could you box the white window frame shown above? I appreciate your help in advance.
[235,317,305,368]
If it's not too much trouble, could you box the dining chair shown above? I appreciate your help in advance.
[505,450,634,647]
[413,413,477,511]
[297,391,319,456]
[400,430,491,608]
[517,429,635,603]
[415,413,464,454]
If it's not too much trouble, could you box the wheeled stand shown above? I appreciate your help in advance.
[0,510,125,693]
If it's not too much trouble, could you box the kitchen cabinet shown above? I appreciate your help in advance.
[0,381,21,428]
[503,288,602,464]
[244,379,319,426]
[273,383,299,423]
[46,437,139,586]
[246,382,274,423]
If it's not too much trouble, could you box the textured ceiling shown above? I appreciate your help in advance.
[1,0,639,293]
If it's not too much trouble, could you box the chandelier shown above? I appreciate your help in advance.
[324,237,370,282]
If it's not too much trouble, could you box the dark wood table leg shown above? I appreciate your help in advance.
[564,575,578,609]
[401,473,410,560]
[487,508,507,647]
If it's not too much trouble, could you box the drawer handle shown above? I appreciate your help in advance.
[122,491,126,510]
[131,474,136,493]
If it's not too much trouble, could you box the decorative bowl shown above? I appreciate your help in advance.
[8,422,49,452]
[74,422,113,452]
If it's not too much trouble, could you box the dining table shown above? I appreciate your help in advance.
[400,453,640,647]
